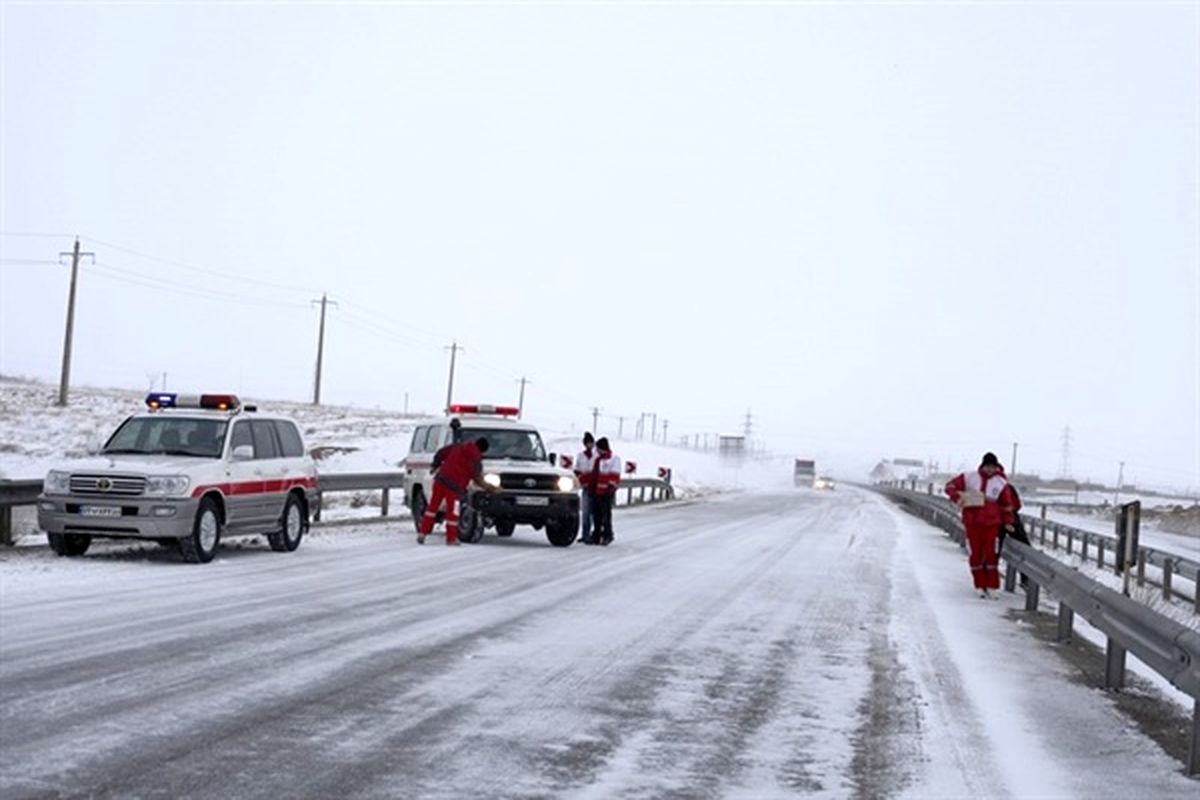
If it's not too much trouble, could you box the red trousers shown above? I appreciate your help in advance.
[418,482,460,543]
[965,522,1001,590]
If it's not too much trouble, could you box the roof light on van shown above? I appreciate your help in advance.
[447,404,520,417]
[145,393,177,410]
[144,393,240,412]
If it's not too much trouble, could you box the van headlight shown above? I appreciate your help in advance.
[45,470,70,494]
[483,473,502,488]
[557,476,577,492]
[145,476,191,496]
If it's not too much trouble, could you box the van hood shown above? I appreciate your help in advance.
[50,454,218,476]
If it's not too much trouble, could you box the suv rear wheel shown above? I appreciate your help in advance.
[410,488,427,533]
[47,533,91,557]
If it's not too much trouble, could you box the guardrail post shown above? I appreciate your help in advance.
[1067,529,1074,555]
[1136,549,1146,587]
[0,505,12,547]
[1097,539,1105,569]
[381,488,390,517]
[1104,638,1126,690]
[1163,560,1173,601]
[626,487,632,507]
[639,486,646,504]
[1039,519,1046,545]
[1004,564,1017,593]
[1057,603,1074,643]
[1189,701,1199,776]
[313,494,323,523]
[1080,534,1088,563]
[1025,579,1040,611]
[1053,524,1060,550]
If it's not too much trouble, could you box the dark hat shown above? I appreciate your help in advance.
[449,418,462,430]
[981,452,1000,467]
[583,432,595,445]
[476,437,490,453]
[597,437,610,451]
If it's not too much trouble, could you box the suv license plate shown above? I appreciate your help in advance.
[79,505,122,518]
[515,496,549,507]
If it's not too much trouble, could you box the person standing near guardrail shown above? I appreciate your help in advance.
[575,432,597,544]
[944,452,1011,598]
[417,436,493,546]
[588,437,622,546]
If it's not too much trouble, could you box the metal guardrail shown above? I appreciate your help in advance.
[884,481,1199,612]
[0,474,676,538]
[878,484,1200,776]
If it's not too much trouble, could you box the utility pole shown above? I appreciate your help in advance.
[1011,442,1018,478]
[311,293,337,405]
[638,413,648,440]
[56,236,94,406]
[591,406,601,435]
[517,377,531,418]
[617,416,626,439]
[444,341,462,413]
[1114,461,1125,506]
[403,392,409,415]
[650,413,658,443]
[1059,426,1073,479]
[662,419,669,446]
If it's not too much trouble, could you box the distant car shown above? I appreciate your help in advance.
[37,393,319,563]
[403,404,580,546]
[814,476,836,491]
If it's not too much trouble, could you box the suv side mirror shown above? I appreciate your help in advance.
[86,437,104,456]
[232,445,254,461]
[548,452,557,466]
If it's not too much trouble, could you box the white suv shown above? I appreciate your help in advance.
[403,405,580,546]
[37,393,319,563]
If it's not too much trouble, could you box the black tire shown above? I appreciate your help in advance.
[495,519,516,538]
[546,516,579,548]
[181,496,222,564]
[268,493,307,552]
[47,533,91,557]
[458,504,485,544]
[411,488,427,533]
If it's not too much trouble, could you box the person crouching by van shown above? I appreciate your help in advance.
[575,432,597,544]
[588,438,622,546]
[944,452,1009,598]
[418,436,492,546]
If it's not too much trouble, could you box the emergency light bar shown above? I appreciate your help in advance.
[145,393,241,412]
[447,404,520,417]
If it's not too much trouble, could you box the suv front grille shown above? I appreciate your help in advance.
[69,474,146,497]
[499,473,559,491]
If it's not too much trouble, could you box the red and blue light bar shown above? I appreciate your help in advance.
[145,393,241,412]
[447,404,520,417]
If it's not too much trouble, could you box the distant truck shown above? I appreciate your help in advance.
[794,459,816,488]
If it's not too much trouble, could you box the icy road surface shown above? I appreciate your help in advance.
[1,490,1195,799]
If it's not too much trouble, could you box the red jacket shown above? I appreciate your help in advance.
[944,467,1011,528]
[589,448,622,496]
[435,441,484,495]
[575,447,598,493]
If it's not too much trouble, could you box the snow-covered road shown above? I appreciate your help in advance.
[1,490,1195,799]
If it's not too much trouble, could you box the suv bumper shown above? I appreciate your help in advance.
[469,491,579,523]
[37,495,199,539]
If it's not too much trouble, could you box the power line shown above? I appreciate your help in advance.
[86,262,310,310]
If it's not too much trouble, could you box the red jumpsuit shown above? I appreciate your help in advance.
[945,468,1013,591]
[418,441,483,544]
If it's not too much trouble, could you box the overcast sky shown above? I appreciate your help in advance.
[1,1,1197,490]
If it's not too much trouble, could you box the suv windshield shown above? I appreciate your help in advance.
[104,416,228,458]
[460,428,547,462]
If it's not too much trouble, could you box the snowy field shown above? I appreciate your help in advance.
[2,488,1196,799]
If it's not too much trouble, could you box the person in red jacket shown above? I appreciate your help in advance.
[944,452,1014,598]
[418,436,492,546]
[588,438,622,546]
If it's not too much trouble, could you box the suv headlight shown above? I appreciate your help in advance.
[557,476,577,493]
[145,476,191,496]
[45,470,70,494]
[483,473,502,488]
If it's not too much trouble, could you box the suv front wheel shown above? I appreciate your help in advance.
[48,533,91,557]
[181,497,222,563]
[545,516,579,548]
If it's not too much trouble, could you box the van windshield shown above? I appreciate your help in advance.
[458,428,546,462]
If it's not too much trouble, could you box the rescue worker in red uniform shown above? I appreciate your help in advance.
[944,452,1015,598]
[588,438,622,546]
[418,436,492,546]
